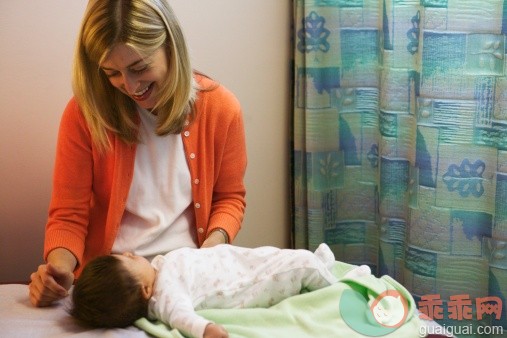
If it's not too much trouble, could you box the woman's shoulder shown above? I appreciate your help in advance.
[194,72,240,110]
[193,74,242,127]
[59,96,88,128]
[63,96,81,113]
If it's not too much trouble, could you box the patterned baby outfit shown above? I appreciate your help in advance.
[148,243,338,338]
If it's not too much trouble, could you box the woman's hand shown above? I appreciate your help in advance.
[201,229,228,248]
[29,263,74,306]
[28,248,76,307]
[203,323,229,338]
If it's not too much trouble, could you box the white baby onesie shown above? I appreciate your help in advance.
[148,243,339,338]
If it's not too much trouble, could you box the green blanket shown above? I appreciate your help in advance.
[135,262,423,338]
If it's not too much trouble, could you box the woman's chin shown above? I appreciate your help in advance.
[136,101,155,111]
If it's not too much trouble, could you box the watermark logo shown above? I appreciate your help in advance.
[417,294,503,321]
[340,289,409,336]
[341,290,504,336]
[417,294,504,337]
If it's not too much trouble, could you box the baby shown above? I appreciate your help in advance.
[71,243,370,338]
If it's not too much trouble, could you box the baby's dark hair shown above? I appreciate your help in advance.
[71,255,149,328]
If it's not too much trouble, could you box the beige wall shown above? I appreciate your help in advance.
[0,1,290,283]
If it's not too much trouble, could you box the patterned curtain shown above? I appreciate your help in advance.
[292,0,506,333]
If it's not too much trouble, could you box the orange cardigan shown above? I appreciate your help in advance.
[44,76,247,276]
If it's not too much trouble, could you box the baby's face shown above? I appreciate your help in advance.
[113,253,156,291]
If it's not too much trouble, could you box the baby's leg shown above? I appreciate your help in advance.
[313,243,335,270]
[236,248,337,307]
[313,243,371,280]
[343,265,371,279]
[292,247,338,291]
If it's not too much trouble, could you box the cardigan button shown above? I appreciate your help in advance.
[190,153,196,159]
[194,178,200,184]
[198,227,204,234]
[184,131,190,137]
[195,202,201,208]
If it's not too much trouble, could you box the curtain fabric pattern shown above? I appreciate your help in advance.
[292,0,506,331]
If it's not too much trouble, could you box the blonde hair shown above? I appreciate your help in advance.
[73,0,196,151]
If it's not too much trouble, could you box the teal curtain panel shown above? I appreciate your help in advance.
[292,0,507,334]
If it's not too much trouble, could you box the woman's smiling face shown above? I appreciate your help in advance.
[100,43,168,110]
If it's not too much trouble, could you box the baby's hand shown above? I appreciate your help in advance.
[203,323,229,338]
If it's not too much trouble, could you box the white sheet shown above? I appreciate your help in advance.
[0,284,150,338]
[0,283,451,338]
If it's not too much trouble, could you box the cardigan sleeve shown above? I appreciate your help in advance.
[207,103,247,242]
[43,98,93,268]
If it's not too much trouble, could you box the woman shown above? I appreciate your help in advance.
[29,0,247,307]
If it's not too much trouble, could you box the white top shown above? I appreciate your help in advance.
[148,244,338,338]
[112,107,197,259]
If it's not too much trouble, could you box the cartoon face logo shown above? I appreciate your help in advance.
[370,290,409,328]
[340,287,410,336]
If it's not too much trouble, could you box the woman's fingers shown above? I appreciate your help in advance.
[28,264,68,307]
